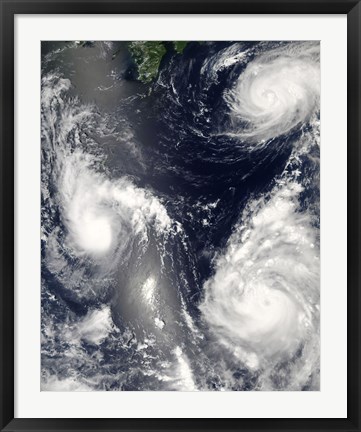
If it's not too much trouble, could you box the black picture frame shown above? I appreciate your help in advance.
[1,1,360,431]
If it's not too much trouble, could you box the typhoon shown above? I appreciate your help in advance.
[41,41,320,391]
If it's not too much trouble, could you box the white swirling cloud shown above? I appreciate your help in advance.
[200,180,319,374]
[225,42,320,143]
[58,150,171,258]
[42,75,171,262]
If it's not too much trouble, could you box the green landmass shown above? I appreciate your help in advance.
[128,41,194,84]
[173,41,188,54]
[128,41,167,84]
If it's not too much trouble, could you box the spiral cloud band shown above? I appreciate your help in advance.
[225,42,320,143]
[200,181,319,372]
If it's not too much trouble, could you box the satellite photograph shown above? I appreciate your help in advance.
[41,41,320,391]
